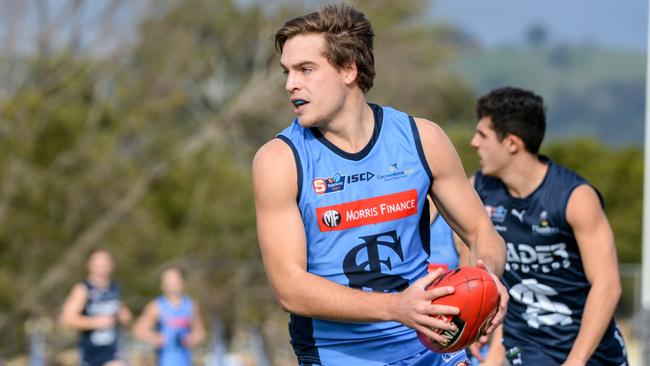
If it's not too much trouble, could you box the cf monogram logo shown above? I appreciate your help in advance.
[343,230,409,292]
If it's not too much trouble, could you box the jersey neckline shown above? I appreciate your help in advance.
[309,103,383,161]
[501,156,552,205]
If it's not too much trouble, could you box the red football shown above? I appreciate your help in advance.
[417,266,499,353]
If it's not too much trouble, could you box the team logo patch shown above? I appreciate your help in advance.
[441,349,466,362]
[167,316,192,328]
[511,208,526,223]
[485,205,507,223]
[509,278,572,328]
[531,210,560,235]
[321,209,342,228]
[315,190,418,232]
[343,229,409,292]
[312,172,345,195]
[376,162,416,181]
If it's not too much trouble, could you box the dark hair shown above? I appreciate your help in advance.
[476,87,546,154]
[273,3,375,92]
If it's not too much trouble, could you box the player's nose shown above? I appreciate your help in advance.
[470,134,480,149]
[285,71,301,93]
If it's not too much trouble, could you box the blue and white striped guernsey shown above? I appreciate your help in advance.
[277,104,467,366]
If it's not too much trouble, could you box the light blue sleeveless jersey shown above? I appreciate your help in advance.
[156,296,193,366]
[277,104,467,366]
[428,215,460,271]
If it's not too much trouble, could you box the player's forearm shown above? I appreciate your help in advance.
[133,326,162,346]
[475,248,505,277]
[484,325,505,364]
[190,324,206,344]
[60,315,102,330]
[272,269,395,322]
[472,224,505,276]
[566,280,621,363]
[118,307,132,326]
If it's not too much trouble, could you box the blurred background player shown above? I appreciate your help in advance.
[59,249,132,366]
[133,267,205,366]
[469,86,628,365]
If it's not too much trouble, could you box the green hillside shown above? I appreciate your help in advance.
[448,46,646,145]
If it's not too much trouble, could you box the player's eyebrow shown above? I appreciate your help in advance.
[280,60,318,70]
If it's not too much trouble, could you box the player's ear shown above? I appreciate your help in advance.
[505,134,524,154]
[341,62,358,86]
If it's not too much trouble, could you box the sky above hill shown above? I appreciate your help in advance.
[430,0,647,51]
[2,1,646,55]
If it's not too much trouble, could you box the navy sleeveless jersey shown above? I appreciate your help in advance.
[81,280,121,365]
[277,104,467,366]
[474,158,627,365]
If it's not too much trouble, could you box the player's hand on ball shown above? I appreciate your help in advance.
[476,259,508,335]
[393,268,459,345]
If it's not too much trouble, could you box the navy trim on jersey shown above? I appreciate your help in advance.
[420,197,432,256]
[289,314,321,364]
[309,103,383,161]
[408,116,433,185]
[276,135,303,204]
[409,116,434,259]
[409,115,434,256]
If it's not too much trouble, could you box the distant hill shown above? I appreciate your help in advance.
[447,45,646,145]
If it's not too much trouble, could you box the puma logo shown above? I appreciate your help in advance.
[511,209,525,223]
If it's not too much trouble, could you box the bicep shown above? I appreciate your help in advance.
[135,302,159,330]
[253,140,308,293]
[61,284,86,318]
[415,119,488,242]
[567,185,619,284]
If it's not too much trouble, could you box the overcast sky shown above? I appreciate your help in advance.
[430,0,647,51]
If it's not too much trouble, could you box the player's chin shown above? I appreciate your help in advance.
[480,166,497,177]
[297,117,318,128]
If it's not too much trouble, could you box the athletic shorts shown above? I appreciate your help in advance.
[298,348,469,366]
[388,349,469,366]
[504,342,629,366]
